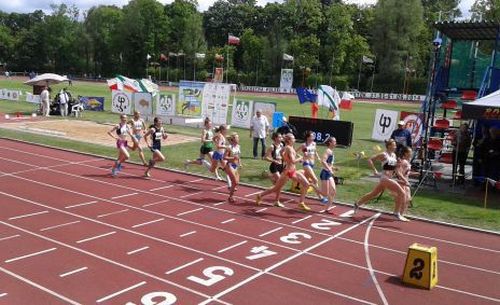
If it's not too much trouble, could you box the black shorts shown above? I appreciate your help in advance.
[269,163,284,174]
[200,145,213,155]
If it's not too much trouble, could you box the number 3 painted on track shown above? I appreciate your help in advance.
[187,266,234,287]
[125,291,177,305]
[280,232,312,244]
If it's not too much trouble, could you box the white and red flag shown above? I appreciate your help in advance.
[228,34,240,45]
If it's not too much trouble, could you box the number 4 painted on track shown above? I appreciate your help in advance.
[246,246,277,260]
[125,291,177,305]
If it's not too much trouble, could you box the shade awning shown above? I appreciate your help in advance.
[434,21,500,41]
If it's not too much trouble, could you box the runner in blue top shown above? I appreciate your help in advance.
[318,137,339,213]
[143,117,168,178]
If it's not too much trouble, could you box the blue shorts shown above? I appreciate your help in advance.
[229,163,238,170]
[213,151,224,161]
[133,134,142,141]
[303,161,314,168]
[320,169,333,181]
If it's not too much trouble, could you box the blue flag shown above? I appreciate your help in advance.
[296,87,317,104]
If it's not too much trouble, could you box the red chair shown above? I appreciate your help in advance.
[433,119,450,129]
[453,110,462,119]
[428,138,443,151]
[439,152,453,164]
[461,90,477,101]
[441,100,457,109]
[434,172,443,180]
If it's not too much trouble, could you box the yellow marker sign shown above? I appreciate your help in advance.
[402,243,438,289]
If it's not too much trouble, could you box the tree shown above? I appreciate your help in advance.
[471,0,500,22]
[371,0,424,90]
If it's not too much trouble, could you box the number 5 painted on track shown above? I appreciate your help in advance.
[125,291,177,305]
[280,232,312,244]
[187,266,234,287]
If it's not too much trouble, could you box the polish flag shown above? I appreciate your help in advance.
[228,34,240,45]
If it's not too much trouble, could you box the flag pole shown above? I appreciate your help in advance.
[226,46,229,84]
[484,179,489,209]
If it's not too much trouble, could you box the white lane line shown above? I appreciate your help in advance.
[319,205,336,213]
[179,231,197,238]
[291,215,312,224]
[188,178,204,183]
[97,209,129,218]
[0,266,81,305]
[244,191,261,197]
[59,266,88,278]
[131,218,165,229]
[8,210,48,220]
[180,191,203,198]
[76,231,116,244]
[65,201,98,209]
[221,218,235,224]
[165,258,204,275]
[364,215,388,305]
[177,208,203,217]
[149,185,174,192]
[40,221,81,232]
[5,247,57,263]
[0,292,7,298]
[339,210,353,218]
[127,246,150,255]
[255,208,268,213]
[110,192,138,200]
[258,227,283,237]
[213,202,225,206]
[213,185,227,190]
[217,240,248,254]
[0,234,20,242]
[96,281,146,303]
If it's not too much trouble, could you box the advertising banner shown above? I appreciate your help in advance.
[80,97,104,111]
[133,92,153,117]
[400,111,424,146]
[202,83,230,125]
[111,90,133,114]
[231,99,253,128]
[279,68,294,89]
[371,109,399,141]
[177,81,205,117]
[157,93,176,116]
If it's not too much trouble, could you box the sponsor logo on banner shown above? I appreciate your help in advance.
[0,89,21,101]
[400,111,424,146]
[80,97,104,111]
[111,90,132,114]
[25,92,40,104]
[134,92,153,117]
[253,101,276,127]
[280,69,293,90]
[372,109,399,141]
[202,83,230,125]
[231,99,253,128]
[178,81,204,117]
[157,94,176,116]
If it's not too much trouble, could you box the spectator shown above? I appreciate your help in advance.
[40,86,50,117]
[59,88,69,117]
[391,120,412,156]
[452,123,472,184]
[250,109,270,159]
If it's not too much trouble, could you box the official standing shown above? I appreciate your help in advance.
[250,109,270,159]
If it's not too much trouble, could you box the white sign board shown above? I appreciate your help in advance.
[202,83,230,125]
[133,92,153,118]
[371,109,399,141]
[25,92,40,104]
[111,90,132,114]
[231,99,254,128]
[157,93,176,116]
[279,69,293,90]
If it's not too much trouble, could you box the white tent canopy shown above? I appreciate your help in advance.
[24,73,69,86]
[462,89,500,120]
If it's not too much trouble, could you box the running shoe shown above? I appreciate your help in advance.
[352,203,359,215]
[111,168,117,177]
[274,201,285,208]
[255,194,262,206]
[117,163,122,171]
[320,197,329,205]
[144,170,151,178]
[396,213,410,222]
[298,202,311,211]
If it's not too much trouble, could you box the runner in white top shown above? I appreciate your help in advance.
[128,111,148,166]
[108,114,134,177]
[297,131,321,190]
[224,133,242,203]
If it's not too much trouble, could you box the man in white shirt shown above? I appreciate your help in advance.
[40,86,50,117]
[250,109,270,159]
[58,88,69,116]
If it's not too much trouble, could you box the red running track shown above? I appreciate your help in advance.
[0,138,499,305]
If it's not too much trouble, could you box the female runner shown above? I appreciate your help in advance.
[108,114,135,177]
[353,139,407,221]
[184,117,215,171]
[129,111,148,166]
[224,133,241,203]
[143,117,168,178]
[256,133,316,211]
[264,132,284,184]
[318,137,338,213]
[209,124,228,179]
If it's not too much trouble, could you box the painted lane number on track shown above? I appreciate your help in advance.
[280,232,312,244]
[187,266,234,287]
[126,291,177,305]
[246,246,277,260]
[311,219,342,231]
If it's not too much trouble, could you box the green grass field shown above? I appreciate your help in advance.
[1,78,499,231]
